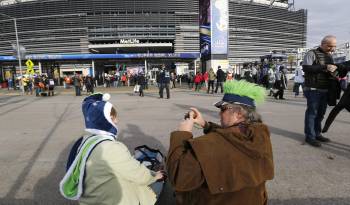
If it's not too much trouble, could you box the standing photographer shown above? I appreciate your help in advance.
[166,80,274,205]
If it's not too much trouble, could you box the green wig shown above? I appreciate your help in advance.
[214,80,266,108]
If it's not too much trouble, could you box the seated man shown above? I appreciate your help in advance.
[167,80,274,205]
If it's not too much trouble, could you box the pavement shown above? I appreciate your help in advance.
[0,86,349,205]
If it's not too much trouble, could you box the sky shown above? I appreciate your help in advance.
[294,0,350,48]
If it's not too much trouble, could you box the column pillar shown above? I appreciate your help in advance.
[38,61,42,74]
[92,60,95,77]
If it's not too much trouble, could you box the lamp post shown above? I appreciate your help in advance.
[0,13,24,93]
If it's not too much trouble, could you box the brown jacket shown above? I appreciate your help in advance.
[166,122,274,205]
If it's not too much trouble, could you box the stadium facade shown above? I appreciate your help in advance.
[0,0,306,82]
[228,0,307,65]
[0,0,200,82]
[200,0,307,71]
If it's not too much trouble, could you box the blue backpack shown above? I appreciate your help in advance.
[134,145,165,171]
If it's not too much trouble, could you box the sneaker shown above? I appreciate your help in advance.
[316,135,331,142]
[305,138,321,147]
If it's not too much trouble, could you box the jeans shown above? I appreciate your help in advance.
[304,90,328,140]
[215,81,223,93]
[75,86,81,96]
[149,181,163,198]
[159,83,170,98]
[35,87,41,96]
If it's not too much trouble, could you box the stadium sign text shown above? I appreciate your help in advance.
[120,39,140,44]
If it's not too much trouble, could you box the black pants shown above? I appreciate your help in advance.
[207,80,214,93]
[274,88,284,99]
[139,85,144,97]
[322,88,350,132]
[215,82,223,93]
[159,83,170,98]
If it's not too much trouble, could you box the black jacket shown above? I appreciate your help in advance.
[216,69,225,82]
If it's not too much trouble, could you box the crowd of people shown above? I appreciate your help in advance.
[4,74,55,96]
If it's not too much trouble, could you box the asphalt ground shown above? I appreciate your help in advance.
[0,87,349,205]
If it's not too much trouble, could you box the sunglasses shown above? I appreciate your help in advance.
[220,105,233,112]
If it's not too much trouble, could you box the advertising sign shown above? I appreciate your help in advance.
[200,0,211,57]
[211,0,228,55]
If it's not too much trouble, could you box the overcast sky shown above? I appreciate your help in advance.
[294,0,350,48]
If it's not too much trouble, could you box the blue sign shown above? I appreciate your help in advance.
[211,0,228,55]
[0,53,200,61]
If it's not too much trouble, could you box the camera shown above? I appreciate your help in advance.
[184,111,197,120]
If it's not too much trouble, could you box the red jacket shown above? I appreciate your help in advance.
[194,74,202,83]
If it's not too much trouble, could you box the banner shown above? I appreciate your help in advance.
[211,0,228,55]
[200,0,211,57]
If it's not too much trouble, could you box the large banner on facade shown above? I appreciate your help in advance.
[200,0,211,57]
[211,0,228,55]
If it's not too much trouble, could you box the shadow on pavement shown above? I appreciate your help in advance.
[118,123,176,205]
[0,142,77,205]
[0,97,45,117]
[119,123,167,154]
[269,126,350,159]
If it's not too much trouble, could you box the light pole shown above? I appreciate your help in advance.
[0,13,24,93]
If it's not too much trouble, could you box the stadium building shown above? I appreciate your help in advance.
[200,0,307,71]
[0,0,200,83]
[0,0,307,83]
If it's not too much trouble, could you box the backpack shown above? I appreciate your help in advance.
[134,145,164,171]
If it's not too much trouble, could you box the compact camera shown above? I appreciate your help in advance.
[184,111,197,120]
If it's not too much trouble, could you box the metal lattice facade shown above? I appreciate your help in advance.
[228,0,307,64]
[0,0,199,56]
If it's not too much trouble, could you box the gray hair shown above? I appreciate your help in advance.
[227,104,262,123]
[321,35,336,45]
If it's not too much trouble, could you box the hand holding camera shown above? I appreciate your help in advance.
[179,108,206,132]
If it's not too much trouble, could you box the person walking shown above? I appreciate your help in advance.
[273,66,287,100]
[137,73,146,97]
[215,66,225,93]
[267,66,276,96]
[194,72,203,92]
[171,72,177,89]
[73,74,82,96]
[207,68,216,94]
[203,71,209,88]
[159,65,170,99]
[85,75,94,94]
[302,35,338,147]
[293,62,305,97]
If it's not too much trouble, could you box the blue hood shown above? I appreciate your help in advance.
[82,93,118,136]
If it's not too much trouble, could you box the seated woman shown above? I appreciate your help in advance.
[60,93,164,205]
